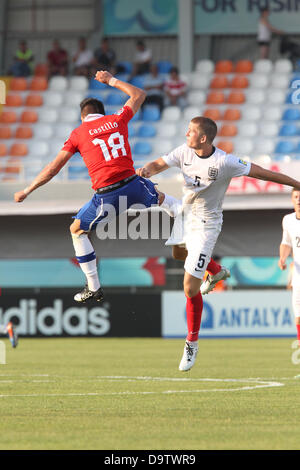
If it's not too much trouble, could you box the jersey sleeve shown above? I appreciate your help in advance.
[224,153,251,178]
[281,216,292,247]
[162,145,184,168]
[61,128,78,154]
[114,105,134,125]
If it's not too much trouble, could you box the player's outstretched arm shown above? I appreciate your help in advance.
[14,150,73,202]
[248,163,300,190]
[95,70,146,115]
[278,244,292,270]
[136,157,169,178]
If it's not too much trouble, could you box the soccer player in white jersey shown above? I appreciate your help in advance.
[278,188,300,347]
[0,322,18,348]
[137,116,300,371]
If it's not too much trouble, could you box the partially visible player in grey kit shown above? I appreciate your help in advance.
[278,188,300,347]
[137,116,300,372]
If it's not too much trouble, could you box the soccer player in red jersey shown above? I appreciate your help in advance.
[14,71,160,303]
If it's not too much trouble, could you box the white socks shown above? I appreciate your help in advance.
[72,233,100,292]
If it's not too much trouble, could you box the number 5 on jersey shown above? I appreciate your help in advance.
[195,253,207,272]
[93,131,127,161]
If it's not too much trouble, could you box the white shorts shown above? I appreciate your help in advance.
[184,221,222,280]
[292,288,300,318]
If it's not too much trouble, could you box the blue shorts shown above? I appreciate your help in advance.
[75,176,159,232]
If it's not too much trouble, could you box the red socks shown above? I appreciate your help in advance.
[186,292,203,342]
[207,258,221,276]
[297,324,300,346]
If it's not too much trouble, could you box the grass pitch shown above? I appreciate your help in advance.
[0,337,300,450]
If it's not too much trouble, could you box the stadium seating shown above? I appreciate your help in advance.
[195,60,214,74]
[234,60,253,74]
[137,124,157,138]
[161,106,181,122]
[142,106,160,122]
[215,60,233,74]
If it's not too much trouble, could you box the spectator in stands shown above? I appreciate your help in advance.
[47,39,68,77]
[93,38,116,74]
[130,40,152,78]
[164,67,187,108]
[10,40,34,77]
[143,63,165,113]
[72,37,93,77]
[257,7,284,59]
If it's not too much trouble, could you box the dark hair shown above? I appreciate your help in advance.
[191,116,218,144]
[260,7,269,14]
[136,40,145,47]
[170,66,179,74]
[292,187,300,192]
[80,97,105,116]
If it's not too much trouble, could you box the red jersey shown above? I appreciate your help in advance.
[62,106,135,190]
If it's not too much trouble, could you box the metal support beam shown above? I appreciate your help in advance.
[178,0,194,73]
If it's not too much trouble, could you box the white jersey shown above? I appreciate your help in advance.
[281,212,300,288]
[257,20,271,42]
[162,145,251,225]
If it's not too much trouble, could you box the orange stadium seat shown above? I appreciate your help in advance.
[222,108,241,121]
[206,91,225,105]
[217,140,234,153]
[218,124,238,137]
[0,111,17,124]
[215,60,233,74]
[29,77,48,91]
[230,75,249,89]
[203,108,222,121]
[9,143,28,157]
[34,63,49,76]
[210,75,230,89]
[10,78,28,91]
[235,60,253,74]
[4,158,21,174]
[226,91,245,104]
[20,110,38,123]
[25,94,43,107]
[0,126,13,139]
[15,126,33,139]
[5,94,23,107]
[0,143,7,156]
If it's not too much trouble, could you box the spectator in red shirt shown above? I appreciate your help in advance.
[47,39,68,77]
[14,71,162,304]
[164,67,187,108]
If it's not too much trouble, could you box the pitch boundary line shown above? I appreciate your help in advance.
[0,376,284,398]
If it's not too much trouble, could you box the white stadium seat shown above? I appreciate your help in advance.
[43,91,64,107]
[50,139,65,155]
[38,107,58,123]
[190,73,211,90]
[240,105,262,121]
[161,106,181,122]
[253,59,273,74]
[267,89,286,105]
[248,73,269,89]
[57,107,79,123]
[152,139,174,156]
[49,76,68,92]
[270,74,290,89]
[195,60,214,74]
[259,122,278,137]
[183,106,202,122]
[233,138,254,155]
[274,59,293,74]
[187,90,206,106]
[156,123,177,138]
[238,121,258,137]
[28,140,50,157]
[69,76,89,91]
[64,91,85,107]
[54,123,73,140]
[254,138,275,155]
[33,123,54,139]
[262,105,283,121]
[246,89,265,105]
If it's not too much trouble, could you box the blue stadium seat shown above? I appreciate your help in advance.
[137,124,157,138]
[285,92,297,104]
[105,92,126,106]
[89,78,108,90]
[117,61,133,74]
[130,109,142,122]
[128,123,137,138]
[282,108,300,121]
[85,90,106,101]
[157,60,173,74]
[132,141,152,156]
[142,106,161,122]
[274,141,296,153]
[129,75,146,88]
[279,124,300,137]
[289,75,300,87]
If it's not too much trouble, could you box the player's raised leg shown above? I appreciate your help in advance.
[0,322,18,348]
[70,219,104,303]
